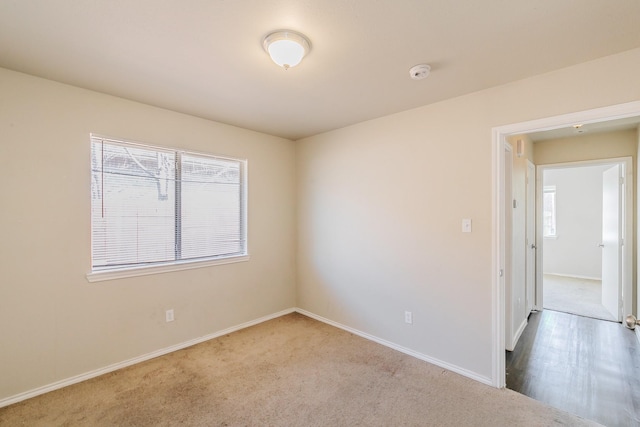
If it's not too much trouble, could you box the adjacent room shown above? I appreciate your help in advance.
[1,1,640,425]
[542,163,619,322]
[504,127,640,426]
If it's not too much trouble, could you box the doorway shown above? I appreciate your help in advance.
[491,101,640,388]
[538,160,629,322]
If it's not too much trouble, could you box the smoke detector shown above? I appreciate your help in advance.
[409,64,431,80]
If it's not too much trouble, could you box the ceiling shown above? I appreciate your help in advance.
[1,1,640,140]
[529,116,640,142]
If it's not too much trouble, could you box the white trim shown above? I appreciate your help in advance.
[543,272,602,281]
[494,101,640,136]
[86,255,250,282]
[506,318,528,352]
[491,128,506,387]
[0,307,294,408]
[535,165,544,311]
[1,306,495,408]
[502,141,516,356]
[296,308,493,386]
[493,100,640,389]
[0,306,493,408]
[636,328,640,345]
[525,159,536,315]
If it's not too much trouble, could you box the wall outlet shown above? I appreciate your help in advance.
[404,311,413,324]
[165,309,174,322]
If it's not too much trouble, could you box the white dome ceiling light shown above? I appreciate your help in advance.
[263,30,311,70]
[409,64,431,80]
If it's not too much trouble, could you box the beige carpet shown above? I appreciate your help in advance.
[0,313,601,426]
[543,274,615,321]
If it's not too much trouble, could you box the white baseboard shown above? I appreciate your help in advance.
[295,308,493,387]
[543,273,601,281]
[2,306,493,408]
[506,318,528,352]
[0,308,296,409]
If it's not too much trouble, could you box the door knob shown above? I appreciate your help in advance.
[625,315,640,330]
[530,244,536,249]
[598,243,605,248]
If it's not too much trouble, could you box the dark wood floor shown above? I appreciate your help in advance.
[506,310,640,427]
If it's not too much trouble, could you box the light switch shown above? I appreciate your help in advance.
[462,219,472,233]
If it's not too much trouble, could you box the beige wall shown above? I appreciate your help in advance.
[296,48,640,381]
[0,68,297,400]
[543,164,611,278]
[3,46,640,401]
[534,129,638,165]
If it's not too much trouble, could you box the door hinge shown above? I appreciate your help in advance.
[620,177,625,185]
[499,269,504,277]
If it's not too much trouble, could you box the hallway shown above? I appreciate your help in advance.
[506,310,640,426]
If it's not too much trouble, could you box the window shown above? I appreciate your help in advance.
[89,135,247,279]
[543,186,556,238]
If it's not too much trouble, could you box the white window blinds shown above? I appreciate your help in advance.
[543,186,557,237]
[90,136,247,272]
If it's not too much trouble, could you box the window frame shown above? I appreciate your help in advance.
[542,185,557,239]
[86,135,249,282]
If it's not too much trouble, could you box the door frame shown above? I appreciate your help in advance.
[525,159,536,314]
[535,158,632,321]
[503,141,514,351]
[491,100,640,388]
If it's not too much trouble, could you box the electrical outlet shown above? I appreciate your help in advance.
[404,311,413,325]
[165,309,174,322]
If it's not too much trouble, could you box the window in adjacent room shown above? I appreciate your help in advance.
[89,135,247,280]
[542,185,557,238]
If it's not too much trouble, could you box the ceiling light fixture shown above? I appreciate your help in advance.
[263,30,311,70]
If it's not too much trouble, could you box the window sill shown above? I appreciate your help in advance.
[86,254,250,283]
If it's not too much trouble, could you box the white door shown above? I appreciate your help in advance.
[525,160,536,314]
[601,164,621,321]
[504,143,514,350]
